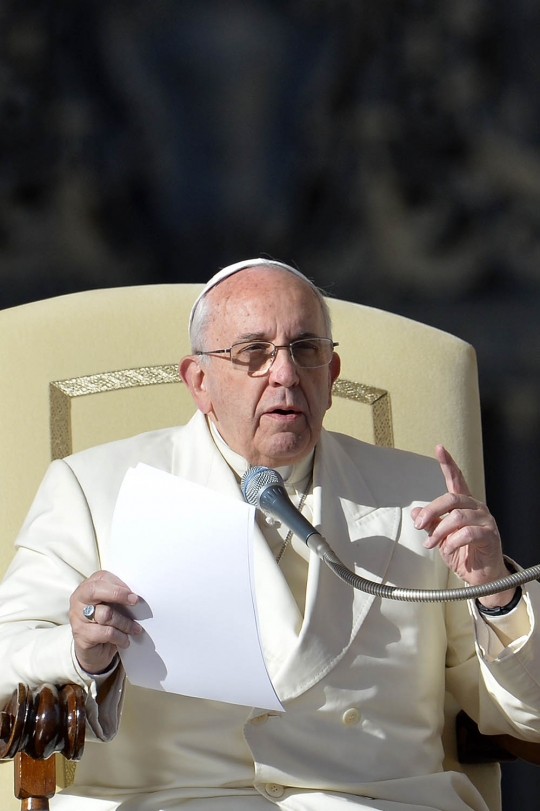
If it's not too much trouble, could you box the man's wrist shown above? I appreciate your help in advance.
[75,651,120,679]
[476,558,522,616]
[476,586,522,617]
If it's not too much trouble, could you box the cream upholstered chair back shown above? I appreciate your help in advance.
[0,284,495,810]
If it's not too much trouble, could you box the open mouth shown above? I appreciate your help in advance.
[264,407,303,419]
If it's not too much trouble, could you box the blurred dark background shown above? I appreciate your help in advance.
[1,1,539,806]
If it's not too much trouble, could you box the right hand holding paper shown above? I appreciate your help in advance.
[106,463,283,711]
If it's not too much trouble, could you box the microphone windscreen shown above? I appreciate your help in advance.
[241,466,284,507]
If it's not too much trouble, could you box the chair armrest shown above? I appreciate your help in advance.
[456,710,540,766]
[0,684,85,811]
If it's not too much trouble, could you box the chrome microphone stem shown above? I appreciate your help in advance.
[241,464,540,603]
[306,534,334,559]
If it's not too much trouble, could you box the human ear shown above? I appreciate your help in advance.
[179,356,212,414]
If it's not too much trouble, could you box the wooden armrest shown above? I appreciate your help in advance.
[456,710,540,766]
[0,684,85,811]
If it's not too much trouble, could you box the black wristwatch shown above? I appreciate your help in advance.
[476,586,522,617]
[476,558,522,617]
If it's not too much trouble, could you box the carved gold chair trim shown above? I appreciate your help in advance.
[331,378,393,449]
[50,366,393,460]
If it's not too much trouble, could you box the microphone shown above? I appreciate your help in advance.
[241,466,321,546]
[240,467,540,603]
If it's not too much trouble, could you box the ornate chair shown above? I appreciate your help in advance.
[0,283,536,811]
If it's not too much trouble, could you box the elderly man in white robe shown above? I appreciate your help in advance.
[0,259,539,811]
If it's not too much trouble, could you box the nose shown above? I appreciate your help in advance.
[268,345,299,386]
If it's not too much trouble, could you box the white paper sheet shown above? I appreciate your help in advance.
[106,463,283,711]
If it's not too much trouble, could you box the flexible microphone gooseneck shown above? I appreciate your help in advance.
[241,465,540,603]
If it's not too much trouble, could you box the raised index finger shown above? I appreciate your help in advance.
[435,444,472,497]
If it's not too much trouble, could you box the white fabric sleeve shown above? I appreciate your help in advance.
[0,459,125,740]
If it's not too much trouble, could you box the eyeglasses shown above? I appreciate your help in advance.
[196,338,338,376]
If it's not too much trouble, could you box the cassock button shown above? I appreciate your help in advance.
[265,783,285,798]
[342,708,361,726]
[250,713,268,725]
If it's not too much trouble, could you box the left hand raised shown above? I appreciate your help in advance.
[411,445,515,607]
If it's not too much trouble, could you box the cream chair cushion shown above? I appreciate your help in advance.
[0,284,495,809]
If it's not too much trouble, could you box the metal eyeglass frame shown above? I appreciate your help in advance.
[195,338,339,375]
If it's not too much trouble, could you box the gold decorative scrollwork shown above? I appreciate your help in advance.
[331,378,394,448]
[49,365,180,460]
[50,367,393,460]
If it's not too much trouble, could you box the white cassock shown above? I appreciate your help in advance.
[1,411,539,811]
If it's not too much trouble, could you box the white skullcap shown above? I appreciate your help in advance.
[188,257,313,333]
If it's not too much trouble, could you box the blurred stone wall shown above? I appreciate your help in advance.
[1,1,539,806]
